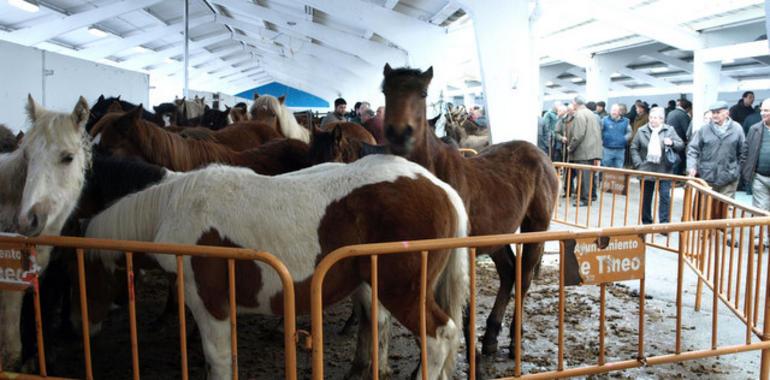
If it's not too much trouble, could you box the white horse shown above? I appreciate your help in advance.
[83,155,468,380]
[250,94,311,143]
[0,95,92,370]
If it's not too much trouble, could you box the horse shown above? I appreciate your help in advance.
[86,95,157,132]
[152,102,179,126]
[229,102,249,123]
[250,94,311,143]
[380,64,559,362]
[79,155,470,379]
[91,107,282,171]
[174,96,206,123]
[308,122,377,164]
[0,95,92,371]
[443,105,490,151]
[0,123,18,152]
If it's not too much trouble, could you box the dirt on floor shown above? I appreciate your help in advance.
[39,252,753,379]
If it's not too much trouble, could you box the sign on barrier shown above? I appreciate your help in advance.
[0,239,38,291]
[602,172,629,195]
[566,234,645,285]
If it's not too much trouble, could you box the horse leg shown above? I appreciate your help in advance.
[481,246,514,355]
[382,293,460,380]
[0,291,24,371]
[345,285,393,380]
[184,283,232,379]
[508,216,550,358]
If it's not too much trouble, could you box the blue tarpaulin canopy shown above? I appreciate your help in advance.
[235,82,329,108]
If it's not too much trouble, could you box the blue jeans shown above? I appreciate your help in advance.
[642,179,671,224]
[602,147,625,168]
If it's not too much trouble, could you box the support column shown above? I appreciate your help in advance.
[183,0,190,98]
[461,0,537,144]
[586,54,613,103]
[692,51,721,132]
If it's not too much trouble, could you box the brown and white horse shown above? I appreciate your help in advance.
[380,64,559,360]
[0,95,92,370]
[81,155,469,379]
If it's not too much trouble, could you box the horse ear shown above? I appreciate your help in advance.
[26,94,41,123]
[16,131,24,144]
[278,95,286,105]
[117,95,121,100]
[225,105,231,111]
[72,96,90,127]
[422,66,433,81]
[130,105,144,120]
[253,92,259,101]
[98,94,105,102]
[383,63,393,76]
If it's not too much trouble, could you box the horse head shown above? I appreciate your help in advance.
[381,63,433,156]
[251,95,310,142]
[17,95,92,241]
[91,106,144,159]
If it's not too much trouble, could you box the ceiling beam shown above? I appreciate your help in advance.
[77,15,213,60]
[121,33,231,69]
[210,0,406,66]
[1,0,165,46]
[616,67,674,88]
[699,39,770,62]
[430,1,462,25]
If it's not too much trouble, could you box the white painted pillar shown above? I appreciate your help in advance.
[586,54,612,103]
[692,51,721,131]
[461,0,537,144]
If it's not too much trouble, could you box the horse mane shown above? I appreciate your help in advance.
[253,95,311,143]
[106,108,238,171]
[381,66,429,92]
[0,123,17,153]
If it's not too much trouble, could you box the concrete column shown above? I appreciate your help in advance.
[586,54,612,103]
[692,51,721,132]
[461,0,537,144]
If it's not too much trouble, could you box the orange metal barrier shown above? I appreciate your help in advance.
[0,235,297,380]
[310,216,770,379]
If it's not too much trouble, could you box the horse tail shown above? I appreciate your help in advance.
[434,187,470,330]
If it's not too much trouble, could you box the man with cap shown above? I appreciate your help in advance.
[687,100,747,197]
[321,97,348,128]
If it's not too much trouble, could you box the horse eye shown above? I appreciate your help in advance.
[421,90,428,98]
[60,153,74,164]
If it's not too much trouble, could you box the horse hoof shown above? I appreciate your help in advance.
[481,342,498,355]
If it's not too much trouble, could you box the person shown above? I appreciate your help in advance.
[601,104,632,168]
[542,102,561,158]
[729,91,755,127]
[630,107,685,227]
[553,103,572,162]
[375,106,385,122]
[596,101,608,118]
[567,96,603,206]
[665,99,676,117]
[537,115,550,154]
[666,98,692,175]
[741,98,770,246]
[350,101,371,125]
[687,101,747,197]
[626,99,642,124]
[631,101,649,137]
[743,105,762,135]
[321,97,348,128]
[361,108,385,144]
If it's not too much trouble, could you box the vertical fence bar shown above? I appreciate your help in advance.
[676,187,692,354]
[419,251,429,380]
[227,259,238,380]
[652,180,660,226]
[76,248,94,380]
[599,283,606,365]
[597,174,606,228]
[727,207,738,302]
[371,255,379,380]
[125,252,140,380]
[558,241,565,371]
[755,225,767,327]
[31,266,46,377]
[737,212,748,310]
[720,225,727,294]
[575,170,583,225]
[761,235,770,380]
[586,169,595,227]
[747,228,756,344]
[695,197,713,311]
[554,169,562,220]
[469,247,477,380]
[666,181,675,246]
[638,278,646,361]
[637,180,646,226]
[610,189,617,227]
[176,256,189,380]
[624,174,631,226]
[514,244,523,377]
[712,227,721,350]
[564,169,572,221]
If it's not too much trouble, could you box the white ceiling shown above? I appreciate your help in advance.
[0,0,766,101]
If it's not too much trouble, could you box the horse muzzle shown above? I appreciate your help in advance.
[17,208,48,237]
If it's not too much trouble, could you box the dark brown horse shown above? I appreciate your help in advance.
[380,64,559,360]
[309,122,377,164]
[0,123,18,153]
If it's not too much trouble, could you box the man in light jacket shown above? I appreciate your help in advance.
[568,96,603,206]
[687,101,747,197]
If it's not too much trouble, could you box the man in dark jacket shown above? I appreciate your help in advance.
[688,101,747,197]
[741,99,770,210]
[730,91,756,126]
[666,98,692,174]
[743,105,762,135]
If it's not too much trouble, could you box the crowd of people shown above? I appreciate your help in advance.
[538,91,770,230]
[319,97,387,143]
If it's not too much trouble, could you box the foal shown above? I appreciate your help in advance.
[380,64,559,360]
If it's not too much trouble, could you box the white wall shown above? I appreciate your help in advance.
[0,40,149,133]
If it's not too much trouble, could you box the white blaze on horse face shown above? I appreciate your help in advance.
[18,96,89,247]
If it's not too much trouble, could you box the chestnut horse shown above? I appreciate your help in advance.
[380,64,559,360]
[81,155,469,379]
